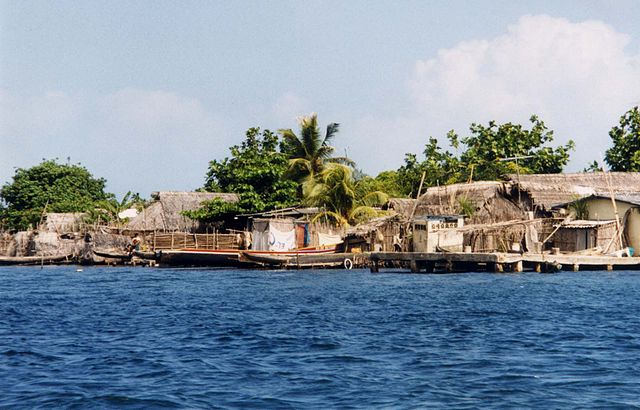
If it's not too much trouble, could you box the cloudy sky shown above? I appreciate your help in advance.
[1,0,639,197]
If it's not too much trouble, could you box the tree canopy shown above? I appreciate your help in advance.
[396,115,575,196]
[0,159,112,230]
[186,128,299,222]
[605,106,640,171]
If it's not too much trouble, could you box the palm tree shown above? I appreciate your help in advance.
[93,191,139,231]
[303,164,389,226]
[279,113,353,183]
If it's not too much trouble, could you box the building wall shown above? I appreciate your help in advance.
[626,208,640,255]
[413,217,464,252]
[586,198,634,221]
[554,224,618,252]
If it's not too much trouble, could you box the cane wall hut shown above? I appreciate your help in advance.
[556,193,640,254]
[553,220,620,253]
[389,181,524,225]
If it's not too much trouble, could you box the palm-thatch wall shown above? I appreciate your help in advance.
[126,191,239,232]
[507,172,640,213]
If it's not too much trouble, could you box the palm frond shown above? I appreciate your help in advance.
[359,191,389,207]
[326,156,355,167]
[348,206,386,224]
[311,210,349,226]
[323,122,340,145]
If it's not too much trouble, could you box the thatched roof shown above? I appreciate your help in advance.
[384,198,416,217]
[507,172,640,210]
[126,191,239,231]
[413,181,507,218]
[346,214,403,236]
[41,213,86,233]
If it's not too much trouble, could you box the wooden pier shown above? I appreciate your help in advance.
[369,252,640,273]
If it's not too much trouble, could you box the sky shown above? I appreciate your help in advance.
[1,0,639,198]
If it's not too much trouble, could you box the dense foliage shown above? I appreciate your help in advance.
[605,106,640,171]
[396,116,575,196]
[185,128,299,222]
[0,159,112,230]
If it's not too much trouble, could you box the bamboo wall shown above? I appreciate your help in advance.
[147,232,241,251]
[0,234,12,256]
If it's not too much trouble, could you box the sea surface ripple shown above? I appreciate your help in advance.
[1,266,640,408]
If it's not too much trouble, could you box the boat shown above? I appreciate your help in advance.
[157,248,243,267]
[239,244,346,268]
[92,249,159,263]
[93,248,133,260]
[157,244,342,268]
[240,250,354,269]
[0,253,75,266]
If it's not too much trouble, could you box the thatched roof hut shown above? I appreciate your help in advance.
[507,172,640,211]
[126,191,239,232]
[387,181,524,224]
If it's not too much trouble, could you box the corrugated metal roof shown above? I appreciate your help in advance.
[557,219,616,229]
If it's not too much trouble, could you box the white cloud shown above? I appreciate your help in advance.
[406,15,640,170]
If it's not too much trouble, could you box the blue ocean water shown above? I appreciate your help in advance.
[1,267,640,408]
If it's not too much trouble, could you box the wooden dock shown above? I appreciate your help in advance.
[369,252,640,273]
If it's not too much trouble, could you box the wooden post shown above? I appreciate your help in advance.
[494,263,504,273]
[573,264,579,272]
[607,264,613,271]
[195,234,198,249]
[535,263,541,273]
[410,259,419,273]
[171,232,174,249]
[514,260,523,273]
[371,259,379,273]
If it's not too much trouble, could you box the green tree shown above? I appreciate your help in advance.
[455,115,574,181]
[354,170,405,199]
[396,115,574,196]
[186,128,299,222]
[0,159,112,230]
[303,163,388,225]
[605,106,640,171]
[280,113,353,184]
[397,136,460,197]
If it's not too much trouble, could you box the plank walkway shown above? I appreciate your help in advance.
[369,252,640,273]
